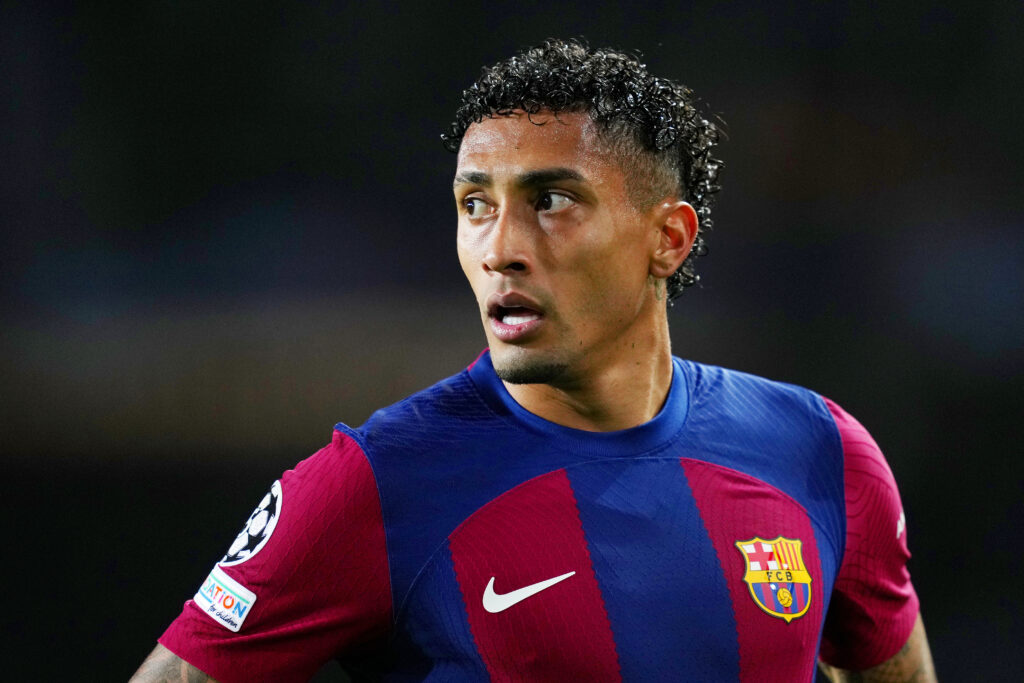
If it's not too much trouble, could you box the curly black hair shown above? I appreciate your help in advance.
[442,38,723,300]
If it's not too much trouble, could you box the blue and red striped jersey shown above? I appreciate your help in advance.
[160,352,918,682]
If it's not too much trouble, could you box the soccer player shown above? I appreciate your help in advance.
[131,39,935,682]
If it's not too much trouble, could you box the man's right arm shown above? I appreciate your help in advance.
[134,432,392,682]
[129,644,219,683]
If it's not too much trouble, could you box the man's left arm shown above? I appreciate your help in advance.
[819,612,936,682]
[818,398,934,679]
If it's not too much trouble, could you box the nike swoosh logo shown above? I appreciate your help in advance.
[482,571,576,613]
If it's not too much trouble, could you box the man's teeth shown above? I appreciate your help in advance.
[503,313,539,325]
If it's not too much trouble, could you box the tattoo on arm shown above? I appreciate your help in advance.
[129,644,220,683]
[818,613,937,683]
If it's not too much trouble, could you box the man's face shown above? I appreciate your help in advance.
[454,110,664,387]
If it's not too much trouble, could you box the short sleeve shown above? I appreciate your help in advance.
[818,398,919,670]
[159,430,392,683]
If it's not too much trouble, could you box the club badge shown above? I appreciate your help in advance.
[735,536,811,623]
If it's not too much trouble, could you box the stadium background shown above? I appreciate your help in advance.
[3,2,1021,679]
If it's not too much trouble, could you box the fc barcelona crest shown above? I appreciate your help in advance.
[735,537,811,623]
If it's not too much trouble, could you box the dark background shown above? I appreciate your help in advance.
[3,2,1022,680]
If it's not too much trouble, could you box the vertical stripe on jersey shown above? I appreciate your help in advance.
[448,469,621,683]
[395,544,491,681]
[567,459,739,681]
[683,458,825,683]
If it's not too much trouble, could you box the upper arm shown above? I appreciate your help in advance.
[819,612,936,682]
[154,432,392,682]
[818,399,921,671]
[129,644,220,683]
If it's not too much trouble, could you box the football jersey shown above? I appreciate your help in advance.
[160,351,919,682]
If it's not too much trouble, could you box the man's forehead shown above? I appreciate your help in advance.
[455,110,607,179]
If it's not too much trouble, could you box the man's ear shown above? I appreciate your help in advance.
[649,201,698,279]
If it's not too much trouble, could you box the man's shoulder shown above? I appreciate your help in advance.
[675,358,840,448]
[334,360,495,452]
[678,358,826,409]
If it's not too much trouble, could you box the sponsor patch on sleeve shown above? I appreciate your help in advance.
[193,565,257,632]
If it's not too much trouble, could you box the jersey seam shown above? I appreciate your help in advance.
[816,395,850,575]
[681,453,844,562]
[333,424,399,632]
[392,461,592,624]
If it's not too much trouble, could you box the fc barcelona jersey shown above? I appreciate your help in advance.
[160,352,919,682]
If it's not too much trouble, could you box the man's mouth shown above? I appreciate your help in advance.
[486,296,545,342]
[496,306,541,326]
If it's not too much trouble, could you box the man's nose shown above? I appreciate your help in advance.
[482,206,530,274]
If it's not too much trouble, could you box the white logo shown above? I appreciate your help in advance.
[194,565,257,632]
[897,510,906,540]
[482,571,576,613]
[220,480,282,566]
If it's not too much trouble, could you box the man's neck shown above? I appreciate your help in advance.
[502,320,674,432]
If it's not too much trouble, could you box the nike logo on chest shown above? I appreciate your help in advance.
[482,571,577,613]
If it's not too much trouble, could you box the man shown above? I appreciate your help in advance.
[132,39,934,682]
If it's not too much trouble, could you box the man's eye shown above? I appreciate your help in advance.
[463,197,491,219]
[537,192,574,212]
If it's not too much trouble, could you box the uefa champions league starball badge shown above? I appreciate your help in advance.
[219,480,282,566]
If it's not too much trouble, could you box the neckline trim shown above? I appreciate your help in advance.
[467,350,690,457]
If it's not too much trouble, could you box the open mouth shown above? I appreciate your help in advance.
[486,296,545,341]
[494,306,541,326]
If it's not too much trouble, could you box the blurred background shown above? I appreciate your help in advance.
[3,1,1021,679]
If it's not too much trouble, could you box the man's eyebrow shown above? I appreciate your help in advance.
[453,171,491,187]
[517,167,585,188]
[453,167,586,188]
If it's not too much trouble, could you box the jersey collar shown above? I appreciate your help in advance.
[467,350,691,457]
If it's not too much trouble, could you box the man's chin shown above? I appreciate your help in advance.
[491,349,568,385]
